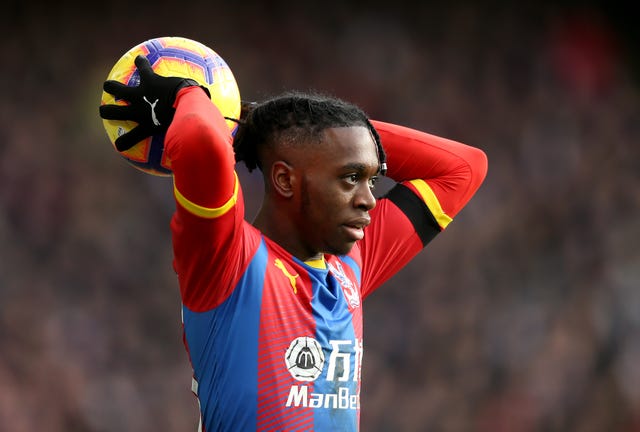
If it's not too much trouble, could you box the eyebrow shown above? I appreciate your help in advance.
[341,162,381,175]
[342,163,367,171]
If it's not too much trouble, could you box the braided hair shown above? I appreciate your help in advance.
[232,91,387,175]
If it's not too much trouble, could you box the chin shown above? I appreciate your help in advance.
[326,242,356,257]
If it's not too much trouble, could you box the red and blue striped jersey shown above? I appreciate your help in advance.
[166,88,487,431]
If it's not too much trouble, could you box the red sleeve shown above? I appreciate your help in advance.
[165,87,259,311]
[373,120,488,222]
[358,121,487,296]
[166,86,236,209]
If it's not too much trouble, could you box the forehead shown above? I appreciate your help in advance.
[317,126,378,168]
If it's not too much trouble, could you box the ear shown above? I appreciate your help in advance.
[270,160,295,198]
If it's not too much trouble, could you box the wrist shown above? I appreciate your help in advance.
[177,79,211,99]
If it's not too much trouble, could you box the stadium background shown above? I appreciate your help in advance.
[2,1,639,430]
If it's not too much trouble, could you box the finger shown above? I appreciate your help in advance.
[134,55,155,81]
[103,80,137,100]
[99,104,141,121]
[114,125,153,152]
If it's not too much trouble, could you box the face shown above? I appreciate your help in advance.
[292,126,380,258]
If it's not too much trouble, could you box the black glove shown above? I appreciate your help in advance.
[100,55,208,151]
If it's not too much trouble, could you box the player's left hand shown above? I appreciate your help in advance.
[99,54,208,152]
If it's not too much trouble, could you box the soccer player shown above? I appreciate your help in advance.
[100,55,488,431]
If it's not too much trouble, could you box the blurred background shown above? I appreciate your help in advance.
[2,0,639,430]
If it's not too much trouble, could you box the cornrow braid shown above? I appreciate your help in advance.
[232,91,386,175]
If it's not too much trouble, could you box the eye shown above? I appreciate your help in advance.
[344,174,360,185]
[343,174,378,189]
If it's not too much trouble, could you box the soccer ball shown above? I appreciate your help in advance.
[101,36,241,176]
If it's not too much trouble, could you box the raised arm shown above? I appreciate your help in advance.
[373,120,487,227]
[99,54,251,311]
[359,120,487,295]
[165,86,237,212]
[166,87,255,311]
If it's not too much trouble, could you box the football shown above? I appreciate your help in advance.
[101,36,241,176]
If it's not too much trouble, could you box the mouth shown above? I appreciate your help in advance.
[342,218,370,241]
[342,225,364,241]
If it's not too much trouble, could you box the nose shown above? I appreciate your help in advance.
[354,182,376,211]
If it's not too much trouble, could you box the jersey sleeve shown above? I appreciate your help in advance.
[165,87,259,312]
[358,120,488,297]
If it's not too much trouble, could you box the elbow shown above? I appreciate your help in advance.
[448,147,488,217]
[467,147,488,193]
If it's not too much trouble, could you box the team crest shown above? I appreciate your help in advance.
[327,261,360,308]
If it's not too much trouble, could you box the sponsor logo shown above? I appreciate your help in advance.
[286,385,359,410]
[284,337,363,410]
[143,96,161,126]
[275,258,299,294]
[285,336,325,382]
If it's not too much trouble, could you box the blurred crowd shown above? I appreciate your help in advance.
[1,1,639,431]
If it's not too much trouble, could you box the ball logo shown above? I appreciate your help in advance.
[285,337,325,382]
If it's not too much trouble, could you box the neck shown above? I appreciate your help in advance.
[253,202,322,262]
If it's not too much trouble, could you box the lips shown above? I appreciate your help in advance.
[342,217,370,241]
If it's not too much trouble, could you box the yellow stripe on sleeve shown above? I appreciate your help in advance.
[174,171,239,219]
[408,179,453,229]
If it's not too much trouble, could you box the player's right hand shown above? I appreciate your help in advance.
[99,55,208,152]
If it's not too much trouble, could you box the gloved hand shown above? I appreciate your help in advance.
[100,54,208,151]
